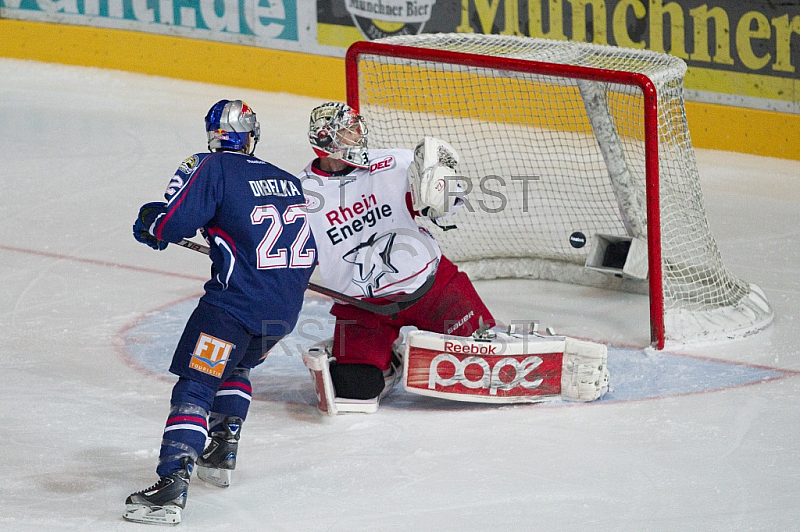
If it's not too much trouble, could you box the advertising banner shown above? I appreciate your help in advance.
[1,0,796,114]
[317,0,800,113]
[0,0,303,48]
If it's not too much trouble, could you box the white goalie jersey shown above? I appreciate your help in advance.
[299,148,443,299]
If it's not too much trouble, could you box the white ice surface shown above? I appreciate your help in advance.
[1,59,800,531]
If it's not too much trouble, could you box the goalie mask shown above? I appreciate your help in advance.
[205,99,260,155]
[308,102,369,169]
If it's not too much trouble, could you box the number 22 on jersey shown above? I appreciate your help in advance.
[251,204,315,269]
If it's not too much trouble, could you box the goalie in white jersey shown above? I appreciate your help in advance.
[298,102,495,410]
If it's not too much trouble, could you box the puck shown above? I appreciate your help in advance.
[569,231,586,248]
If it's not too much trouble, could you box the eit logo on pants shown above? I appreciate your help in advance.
[189,333,233,378]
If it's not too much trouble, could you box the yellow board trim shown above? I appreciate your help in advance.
[686,101,800,160]
[1,19,797,160]
[317,22,364,49]
[686,67,798,104]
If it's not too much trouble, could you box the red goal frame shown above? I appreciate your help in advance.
[345,40,666,349]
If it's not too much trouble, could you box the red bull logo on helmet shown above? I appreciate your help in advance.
[212,128,230,141]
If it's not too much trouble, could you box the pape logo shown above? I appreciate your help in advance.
[405,346,563,398]
[429,353,544,396]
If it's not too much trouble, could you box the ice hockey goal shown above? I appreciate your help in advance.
[345,33,773,348]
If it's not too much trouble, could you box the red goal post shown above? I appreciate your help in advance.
[344,34,773,349]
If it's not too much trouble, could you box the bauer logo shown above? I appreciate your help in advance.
[345,0,437,40]
[405,346,563,398]
[189,333,233,378]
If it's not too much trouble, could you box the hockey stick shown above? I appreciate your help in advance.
[175,239,433,317]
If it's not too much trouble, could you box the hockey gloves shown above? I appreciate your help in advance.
[133,202,169,251]
[408,137,464,221]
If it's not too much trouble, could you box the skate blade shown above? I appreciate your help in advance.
[123,503,182,525]
[196,464,231,488]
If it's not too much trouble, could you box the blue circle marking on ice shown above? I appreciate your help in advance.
[124,296,336,406]
[123,297,790,408]
[599,347,788,401]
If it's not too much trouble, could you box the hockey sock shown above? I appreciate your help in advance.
[208,368,252,432]
[156,402,208,478]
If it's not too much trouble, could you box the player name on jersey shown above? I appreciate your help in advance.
[248,179,302,198]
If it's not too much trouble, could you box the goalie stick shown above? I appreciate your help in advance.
[175,239,433,317]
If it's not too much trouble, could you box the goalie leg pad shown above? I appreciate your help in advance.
[403,329,609,403]
[560,338,609,402]
[302,338,404,415]
[302,341,338,416]
[403,329,566,403]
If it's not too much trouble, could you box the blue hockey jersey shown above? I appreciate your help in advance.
[153,151,316,335]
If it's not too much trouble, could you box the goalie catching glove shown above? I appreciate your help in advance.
[408,137,464,221]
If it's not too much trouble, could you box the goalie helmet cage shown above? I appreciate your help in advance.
[345,34,773,349]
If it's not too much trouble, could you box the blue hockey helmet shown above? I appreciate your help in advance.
[205,99,261,154]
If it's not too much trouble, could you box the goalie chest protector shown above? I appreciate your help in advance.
[403,330,567,403]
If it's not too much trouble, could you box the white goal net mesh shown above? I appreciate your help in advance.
[350,34,772,345]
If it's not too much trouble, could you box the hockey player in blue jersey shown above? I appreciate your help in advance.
[125,100,316,525]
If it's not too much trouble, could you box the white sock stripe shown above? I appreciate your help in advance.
[164,423,209,436]
[215,389,252,400]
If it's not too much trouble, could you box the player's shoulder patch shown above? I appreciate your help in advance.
[178,154,201,175]
[368,154,396,174]
[166,154,206,197]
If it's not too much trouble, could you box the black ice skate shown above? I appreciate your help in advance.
[196,416,242,488]
[123,458,192,525]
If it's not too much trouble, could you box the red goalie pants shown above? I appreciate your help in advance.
[330,256,495,371]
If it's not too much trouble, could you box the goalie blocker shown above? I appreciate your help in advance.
[404,329,609,403]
